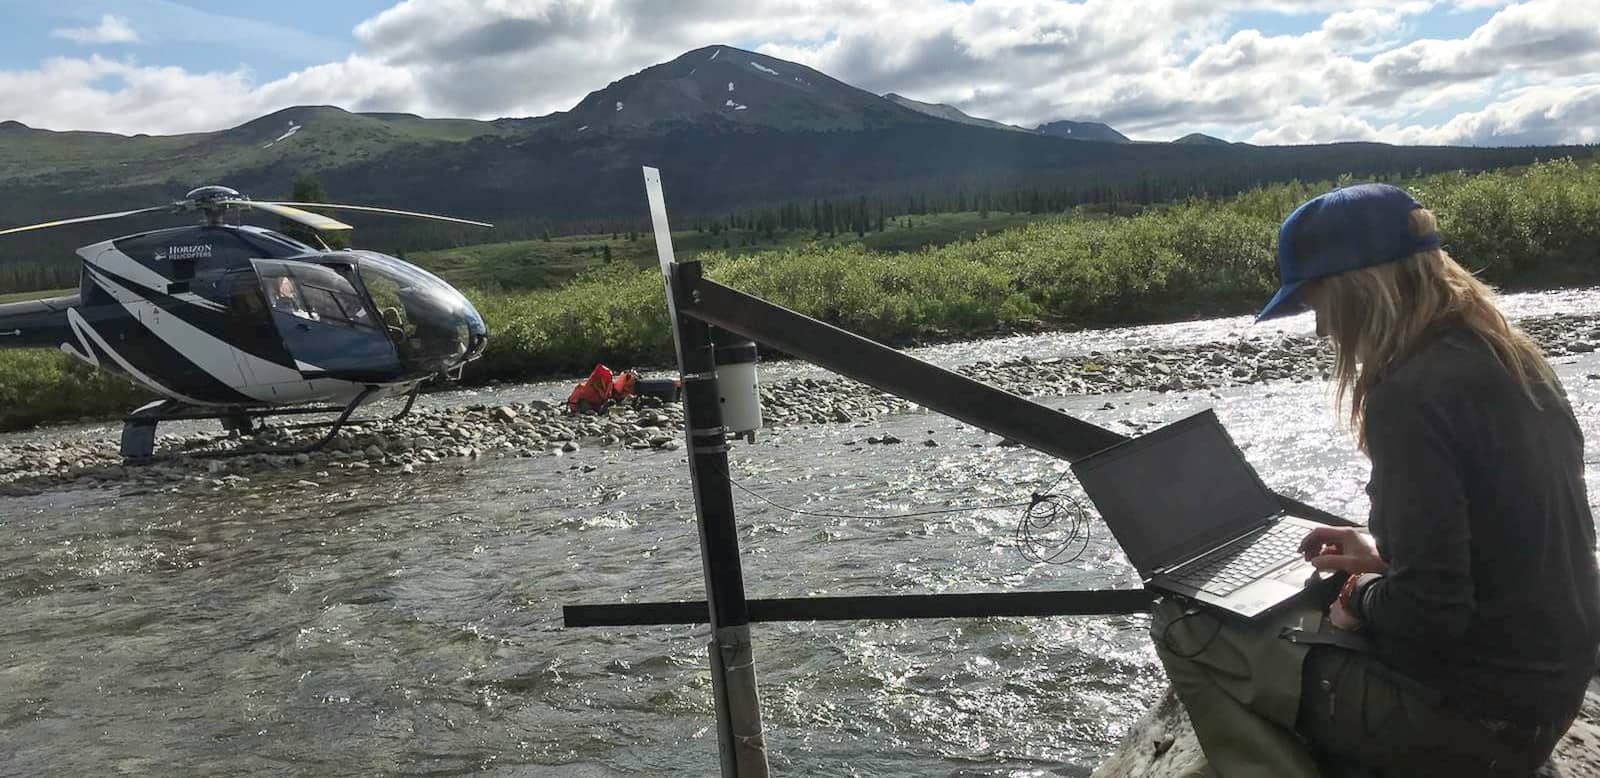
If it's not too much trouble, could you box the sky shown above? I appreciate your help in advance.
[0,0,1596,146]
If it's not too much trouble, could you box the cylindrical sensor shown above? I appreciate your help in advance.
[714,339,762,442]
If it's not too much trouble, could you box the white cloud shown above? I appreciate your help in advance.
[1390,84,1600,145]
[251,56,425,116]
[2,0,1598,145]
[1242,82,1600,146]
[1320,8,1404,45]
[1246,106,1384,145]
[0,53,437,136]
[51,14,140,45]
[1367,0,1600,90]
[0,56,255,135]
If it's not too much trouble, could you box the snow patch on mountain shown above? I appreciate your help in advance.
[262,122,302,149]
[750,61,778,76]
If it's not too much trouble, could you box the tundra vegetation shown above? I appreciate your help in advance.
[1,159,1595,431]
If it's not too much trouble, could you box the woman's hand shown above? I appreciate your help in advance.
[1299,526,1388,575]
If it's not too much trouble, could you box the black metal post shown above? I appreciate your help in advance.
[676,311,748,622]
[674,281,769,778]
[644,165,769,778]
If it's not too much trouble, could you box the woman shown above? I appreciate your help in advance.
[1152,183,1600,776]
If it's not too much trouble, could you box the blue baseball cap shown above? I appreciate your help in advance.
[1256,183,1440,322]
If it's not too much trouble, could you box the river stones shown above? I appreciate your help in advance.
[2,311,1597,493]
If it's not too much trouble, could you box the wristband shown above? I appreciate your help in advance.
[1347,573,1383,621]
[1338,573,1362,613]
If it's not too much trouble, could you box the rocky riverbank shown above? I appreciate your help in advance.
[1091,678,1600,777]
[2,312,1596,495]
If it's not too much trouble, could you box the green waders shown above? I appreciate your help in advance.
[1152,597,1321,778]
[1151,597,1569,778]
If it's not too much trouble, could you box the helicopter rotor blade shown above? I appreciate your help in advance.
[243,201,354,232]
[0,206,171,238]
[265,202,493,228]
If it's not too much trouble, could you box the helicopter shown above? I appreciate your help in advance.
[0,185,492,460]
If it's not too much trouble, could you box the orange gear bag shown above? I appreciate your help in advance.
[612,370,639,399]
[567,363,615,413]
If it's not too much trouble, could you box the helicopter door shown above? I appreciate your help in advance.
[222,268,291,362]
[220,267,304,395]
[252,259,403,381]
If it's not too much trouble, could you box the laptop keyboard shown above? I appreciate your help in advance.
[1168,522,1305,596]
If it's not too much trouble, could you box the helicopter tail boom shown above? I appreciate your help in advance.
[0,294,78,350]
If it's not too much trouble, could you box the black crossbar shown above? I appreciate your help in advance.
[564,589,1157,627]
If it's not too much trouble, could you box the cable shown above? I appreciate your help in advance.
[1012,468,1096,565]
[1158,604,1225,659]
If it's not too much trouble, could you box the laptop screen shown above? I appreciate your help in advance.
[1072,411,1283,576]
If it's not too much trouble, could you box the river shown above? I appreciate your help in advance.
[2,291,1598,776]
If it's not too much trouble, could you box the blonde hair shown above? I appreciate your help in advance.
[1311,208,1555,449]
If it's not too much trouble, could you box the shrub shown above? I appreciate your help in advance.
[0,351,152,431]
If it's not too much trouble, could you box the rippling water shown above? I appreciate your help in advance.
[3,289,1598,776]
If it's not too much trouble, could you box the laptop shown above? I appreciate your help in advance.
[1071,409,1329,619]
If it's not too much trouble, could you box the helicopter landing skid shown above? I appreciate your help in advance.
[119,385,413,463]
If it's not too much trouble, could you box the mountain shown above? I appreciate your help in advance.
[548,46,929,135]
[1036,120,1130,143]
[223,105,506,146]
[1173,132,1231,146]
[883,94,1031,133]
[0,43,1592,273]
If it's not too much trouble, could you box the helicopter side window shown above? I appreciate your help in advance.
[298,286,343,323]
[299,285,374,329]
[359,269,411,344]
[286,263,376,329]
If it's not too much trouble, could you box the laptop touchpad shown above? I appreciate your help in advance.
[1271,559,1324,587]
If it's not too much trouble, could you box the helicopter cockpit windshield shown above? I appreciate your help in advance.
[356,253,487,375]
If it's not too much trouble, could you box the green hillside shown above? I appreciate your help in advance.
[409,210,1051,290]
[0,106,512,190]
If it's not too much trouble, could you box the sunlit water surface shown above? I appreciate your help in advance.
[3,289,1598,776]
